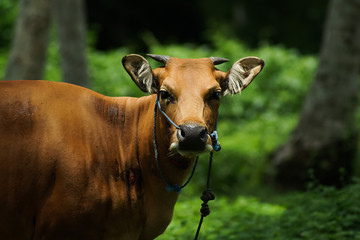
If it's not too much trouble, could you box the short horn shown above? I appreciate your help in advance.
[146,54,170,64]
[210,57,229,65]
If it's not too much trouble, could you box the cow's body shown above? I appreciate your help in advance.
[0,55,264,239]
[0,81,178,239]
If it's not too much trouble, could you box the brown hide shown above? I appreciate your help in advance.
[0,55,263,240]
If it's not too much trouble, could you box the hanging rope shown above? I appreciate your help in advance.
[194,151,215,240]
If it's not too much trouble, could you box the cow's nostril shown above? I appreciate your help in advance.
[180,129,186,138]
[200,129,208,143]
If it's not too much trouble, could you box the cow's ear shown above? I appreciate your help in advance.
[122,54,158,94]
[221,57,264,95]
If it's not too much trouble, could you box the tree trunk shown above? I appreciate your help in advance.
[4,0,51,80]
[52,0,90,88]
[271,0,360,189]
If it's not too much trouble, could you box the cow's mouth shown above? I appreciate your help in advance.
[169,141,213,158]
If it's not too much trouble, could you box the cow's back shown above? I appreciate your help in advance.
[0,81,115,239]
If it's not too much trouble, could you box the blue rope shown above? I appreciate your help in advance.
[156,98,180,130]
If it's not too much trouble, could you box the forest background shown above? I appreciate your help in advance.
[1,0,360,239]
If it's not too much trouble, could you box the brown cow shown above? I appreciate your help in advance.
[0,54,264,240]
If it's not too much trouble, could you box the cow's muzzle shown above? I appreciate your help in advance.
[176,124,209,152]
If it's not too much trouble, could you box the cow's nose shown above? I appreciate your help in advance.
[177,124,208,151]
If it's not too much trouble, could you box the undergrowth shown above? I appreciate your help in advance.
[157,180,360,240]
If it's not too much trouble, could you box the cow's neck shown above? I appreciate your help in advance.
[110,94,195,187]
[101,94,196,236]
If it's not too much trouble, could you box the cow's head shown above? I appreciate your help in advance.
[122,54,264,158]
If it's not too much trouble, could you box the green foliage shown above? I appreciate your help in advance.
[89,48,145,98]
[43,38,61,82]
[40,34,143,97]
[277,181,360,240]
[0,0,18,50]
[157,181,360,239]
[0,51,9,79]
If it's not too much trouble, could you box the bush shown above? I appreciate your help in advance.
[156,193,285,240]
[276,182,360,240]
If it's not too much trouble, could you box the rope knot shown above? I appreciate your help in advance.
[166,184,182,193]
[199,189,215,217]
[201,189,215,202]
[200,203,210,217]
[210,131,221,151]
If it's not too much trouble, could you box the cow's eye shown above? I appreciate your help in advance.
[208,90,222,101]
[160,90,170,100]
[160,90,175,103]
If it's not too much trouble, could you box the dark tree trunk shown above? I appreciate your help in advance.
[5,0,51,80]
[271,0,360,189]
[52,0,90,88]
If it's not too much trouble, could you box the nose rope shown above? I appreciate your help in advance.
[155,96,180,129]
